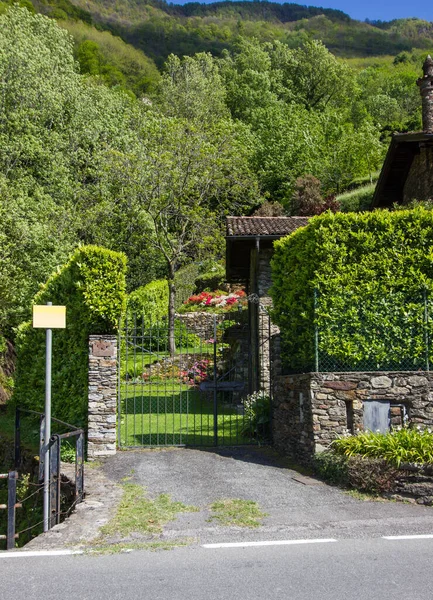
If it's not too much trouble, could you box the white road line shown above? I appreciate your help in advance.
[0,550,83,558]
[383,534,433,541]
[202,538,338,549]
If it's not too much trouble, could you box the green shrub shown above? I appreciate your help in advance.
[346,455,399,494]
[314,450,399,494]
[271,209,433,371]
[195,261,226,292]
[127,280,169,324]
[337,184,375,212]
[174,264,200,308]
[313,450,349,486]
[13,246,127,427]
[331,428,433,467]
[240,392,271,441]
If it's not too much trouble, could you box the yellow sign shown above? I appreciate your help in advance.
[33,305,66,329]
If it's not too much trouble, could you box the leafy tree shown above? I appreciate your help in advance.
[290,175,339,216]
[121,113,261,353]
[157,52,229,122]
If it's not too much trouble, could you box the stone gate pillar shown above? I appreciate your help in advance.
[87,335,117,460]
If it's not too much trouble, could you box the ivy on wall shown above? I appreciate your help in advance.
[13,246,127,426]
[270,209,433,371]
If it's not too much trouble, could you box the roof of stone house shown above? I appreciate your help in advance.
[372,57,433,209]
[226,216,310,283]
[226,216,310,237]
[371,132,433,209]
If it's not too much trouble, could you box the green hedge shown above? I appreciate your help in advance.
[126,280,168,324]
[13,246,127,427]
[270,209,433,372]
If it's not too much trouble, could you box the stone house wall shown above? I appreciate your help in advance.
[273,371,433,465]
[249,247,280,394]
[403,146,433,203]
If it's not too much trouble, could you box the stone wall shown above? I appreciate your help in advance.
[87,335,117,460]
[176,312,224,338]
[391,463,433,505]
[403,146,433,204]
[273,371,433,464]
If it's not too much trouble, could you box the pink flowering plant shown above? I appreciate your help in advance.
[180,358,211,385]
[179,290,247,313]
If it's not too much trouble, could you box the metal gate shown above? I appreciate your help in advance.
[118,304,272,447]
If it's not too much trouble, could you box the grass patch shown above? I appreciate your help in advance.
[100,483,199,537]
[208,499,267,528]
[337,183,375,212]
[120,388,250,446]
[344,489,386,502]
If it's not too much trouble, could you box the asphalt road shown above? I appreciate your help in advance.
[3,537,433,600]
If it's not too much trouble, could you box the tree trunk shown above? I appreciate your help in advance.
[168,269,176,357]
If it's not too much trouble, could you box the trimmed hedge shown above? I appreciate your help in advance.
[127,280,168,324]
[13,246,127,427]
[270,209,433,371]
[314,451,399,494]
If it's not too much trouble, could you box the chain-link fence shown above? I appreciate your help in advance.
[282,288,432,373]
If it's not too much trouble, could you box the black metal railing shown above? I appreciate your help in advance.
[0,471,19,550]
[0,409,85,550]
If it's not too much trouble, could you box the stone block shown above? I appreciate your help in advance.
[323,381,357,391]
[371,376,392,388]
[408,376,428,387]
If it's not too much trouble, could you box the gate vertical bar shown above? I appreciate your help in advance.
[50,435,61,527]
[213,314,218,446]
[7,471,17,550]
[39,416,45,482]
[75,432,84,500]
[14,408,21,470]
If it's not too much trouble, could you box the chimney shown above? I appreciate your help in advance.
[417,55,433,133]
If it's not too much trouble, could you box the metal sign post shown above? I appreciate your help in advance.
[33,303,66,532]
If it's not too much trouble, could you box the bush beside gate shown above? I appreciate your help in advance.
[13,246,127,427]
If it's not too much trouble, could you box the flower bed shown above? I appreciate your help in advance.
[178,290,247,313]
[139,356,211,385]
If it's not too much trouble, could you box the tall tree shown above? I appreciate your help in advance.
[122,113,260,354]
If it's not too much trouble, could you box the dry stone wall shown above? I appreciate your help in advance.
[403,146,433,203]
[273,371,433,464]
[176,312,224,338]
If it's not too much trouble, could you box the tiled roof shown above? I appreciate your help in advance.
[226,216,310,237]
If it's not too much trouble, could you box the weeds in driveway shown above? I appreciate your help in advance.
[208,499,267,528]
[89,483,199,554]
[100,483,199,536]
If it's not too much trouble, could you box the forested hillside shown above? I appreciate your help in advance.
[0,2,432,392]
[35,0,433,66]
